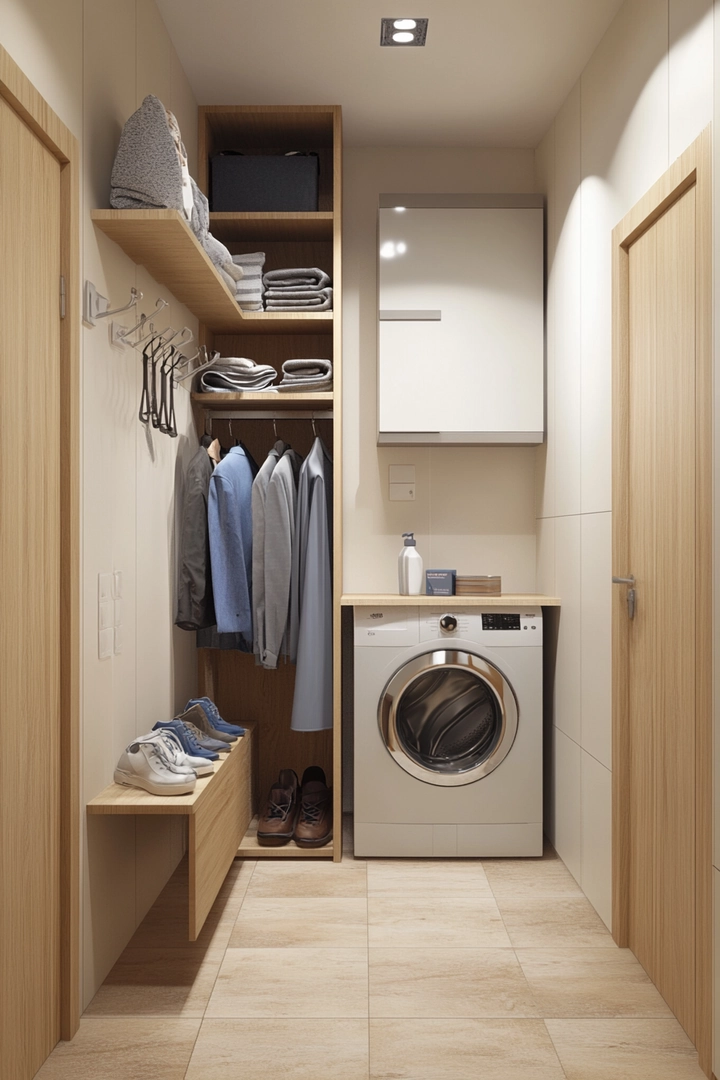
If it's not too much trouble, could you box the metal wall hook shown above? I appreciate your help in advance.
[174,348,221,387]
[84,282,143,326]
[312,417,318,437]
[116,297,168,343]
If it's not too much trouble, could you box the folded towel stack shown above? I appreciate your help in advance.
[277,358,333,393]
[232,252,265,311]
[200,357,278,393]
[263,267,333,311]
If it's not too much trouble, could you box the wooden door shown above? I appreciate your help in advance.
[0,93,63,1077]
[613,130,711,1072]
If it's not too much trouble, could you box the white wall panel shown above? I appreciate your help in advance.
[552,726,583,883]
[580,513,612,769]
[581,750,612,928]
[554,515,582,744]
[536,516,556,597]
[668,0,713,161]
[534,124,556,521]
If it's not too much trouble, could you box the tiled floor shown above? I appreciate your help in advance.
[36,819,706,1079]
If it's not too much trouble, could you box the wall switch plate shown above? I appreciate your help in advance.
[389,464,416,484]
[389,482,415,501]
[98,627,113,660]
[113,626,123,655]
[112,571,123,599]
[99,601,114,631]
[98,572,112,602]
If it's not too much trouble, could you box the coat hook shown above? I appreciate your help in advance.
[273,417,278,439]
[84,282,143,326]
[311,417,318,438]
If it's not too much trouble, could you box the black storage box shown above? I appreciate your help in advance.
[210,153,319,212]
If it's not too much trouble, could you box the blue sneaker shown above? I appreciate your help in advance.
[152,719,219,761]
[186,696,245,737]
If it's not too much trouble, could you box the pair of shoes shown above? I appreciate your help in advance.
[114,730,212,796]
[186,696,246,737]
[257,766,332,848]
[152,717,221,761]
[181,703,236,745]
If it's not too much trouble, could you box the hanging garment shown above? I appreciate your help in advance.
[263,448,303,669]
[176,444,215,631]
[290,438,333,731]
[251,441,287,660]
[208,445,255,639]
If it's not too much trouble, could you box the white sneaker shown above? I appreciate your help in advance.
[114,739,196,796]
[137,730,215,778]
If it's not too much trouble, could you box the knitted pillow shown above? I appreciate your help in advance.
[110,94,185,212]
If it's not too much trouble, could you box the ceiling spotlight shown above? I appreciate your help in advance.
[380,17,428,46]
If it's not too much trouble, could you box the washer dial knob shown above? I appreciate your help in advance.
[439,614,458,633]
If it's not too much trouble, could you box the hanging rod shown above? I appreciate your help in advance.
[209,410,333,421]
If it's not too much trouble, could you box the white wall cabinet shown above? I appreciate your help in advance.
[377,195,544,445]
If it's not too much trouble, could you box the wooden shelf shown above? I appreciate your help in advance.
[210,211,333,242]
[91,209,334,335]
[239,817,333,859]
[341,593,561,607]
[192,391,333,412]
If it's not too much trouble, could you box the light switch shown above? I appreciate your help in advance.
[99,601,114,630]
[113,599,123,627]
[112,571,123,599]
[389,464,416,484]
[389,483,415,501]
[98,572,112,602]
[98,627,113,660]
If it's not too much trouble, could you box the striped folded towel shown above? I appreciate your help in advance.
[232,252,265,312]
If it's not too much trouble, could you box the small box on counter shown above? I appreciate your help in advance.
[425,570,456,596]
[455,575,502,596]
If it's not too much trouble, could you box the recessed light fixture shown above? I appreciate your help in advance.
[380,17,428,46]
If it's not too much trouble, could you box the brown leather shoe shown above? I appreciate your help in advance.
[294,767,332,848]
[257,770,300,846]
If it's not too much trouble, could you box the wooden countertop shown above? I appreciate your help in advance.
[340,594,560,607]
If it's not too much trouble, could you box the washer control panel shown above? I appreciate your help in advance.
[420,609,542,643]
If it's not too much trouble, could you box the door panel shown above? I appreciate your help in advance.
[0,95,62,1076]
[625,184,697,1041]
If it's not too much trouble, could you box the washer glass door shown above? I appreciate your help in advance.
[379,650,518,787]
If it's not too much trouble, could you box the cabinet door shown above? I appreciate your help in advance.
[378,207,544,443]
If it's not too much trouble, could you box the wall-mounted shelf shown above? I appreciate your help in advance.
[91,209,333,335]
[210,211,334,242]
[341,593,561,607]
[192,391,333,412]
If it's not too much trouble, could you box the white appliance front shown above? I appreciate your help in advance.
[353,606,543,857]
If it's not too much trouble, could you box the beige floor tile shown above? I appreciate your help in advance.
[83,948,224,1018]
[368,896,510,948]
[483,854,584,898]
[229,896,368,948]
[516,948,674,1018]
[205,947,369,1018]
[498,896,616,949]
[367,859,493,897]
[369,1018,566,1079]
[544,1019,706,1079]
[127,888,239,951]
[246,860,367,898]
[185,1018,369,1079]
[369,947,540,1018]
[217,858,257,899]
[34,1018,200,1079]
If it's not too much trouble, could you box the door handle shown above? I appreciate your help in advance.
[612,575,636,619]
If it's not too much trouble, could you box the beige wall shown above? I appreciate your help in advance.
[2,0,201,1008]
[342,148,538,596]
[535,0,713,931]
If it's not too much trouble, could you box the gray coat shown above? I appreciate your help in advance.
[263,449,302,669]
[176,446,215,631]
[251,442,285,659]
[290,439,333,731]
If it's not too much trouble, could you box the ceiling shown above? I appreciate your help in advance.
[156,0,626,148]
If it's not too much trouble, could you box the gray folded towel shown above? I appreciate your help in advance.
[265,292,333,311]
[276,358,333,393]
[282,359,332,377]
[232,252,266,311]
[263,267,331,289]
[264,287,332,301]
[200,357,278,393]
[277,379,333,393]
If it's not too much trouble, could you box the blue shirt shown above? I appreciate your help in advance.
[208,446,255,638]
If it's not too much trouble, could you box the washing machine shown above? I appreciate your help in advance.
[353,605,543,857]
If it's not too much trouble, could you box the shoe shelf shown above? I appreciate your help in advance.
[87,725,255,939]
[239,817,333,859]
[91,209,333,335]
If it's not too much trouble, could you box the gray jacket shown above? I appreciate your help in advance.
[290,438,333,731]
[251,442,285,659]
[263,449,302,669]
[176,446,215,631]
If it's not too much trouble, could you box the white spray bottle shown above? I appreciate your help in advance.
[398,532,423,595]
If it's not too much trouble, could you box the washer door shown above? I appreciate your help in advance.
[378,650,518,787]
